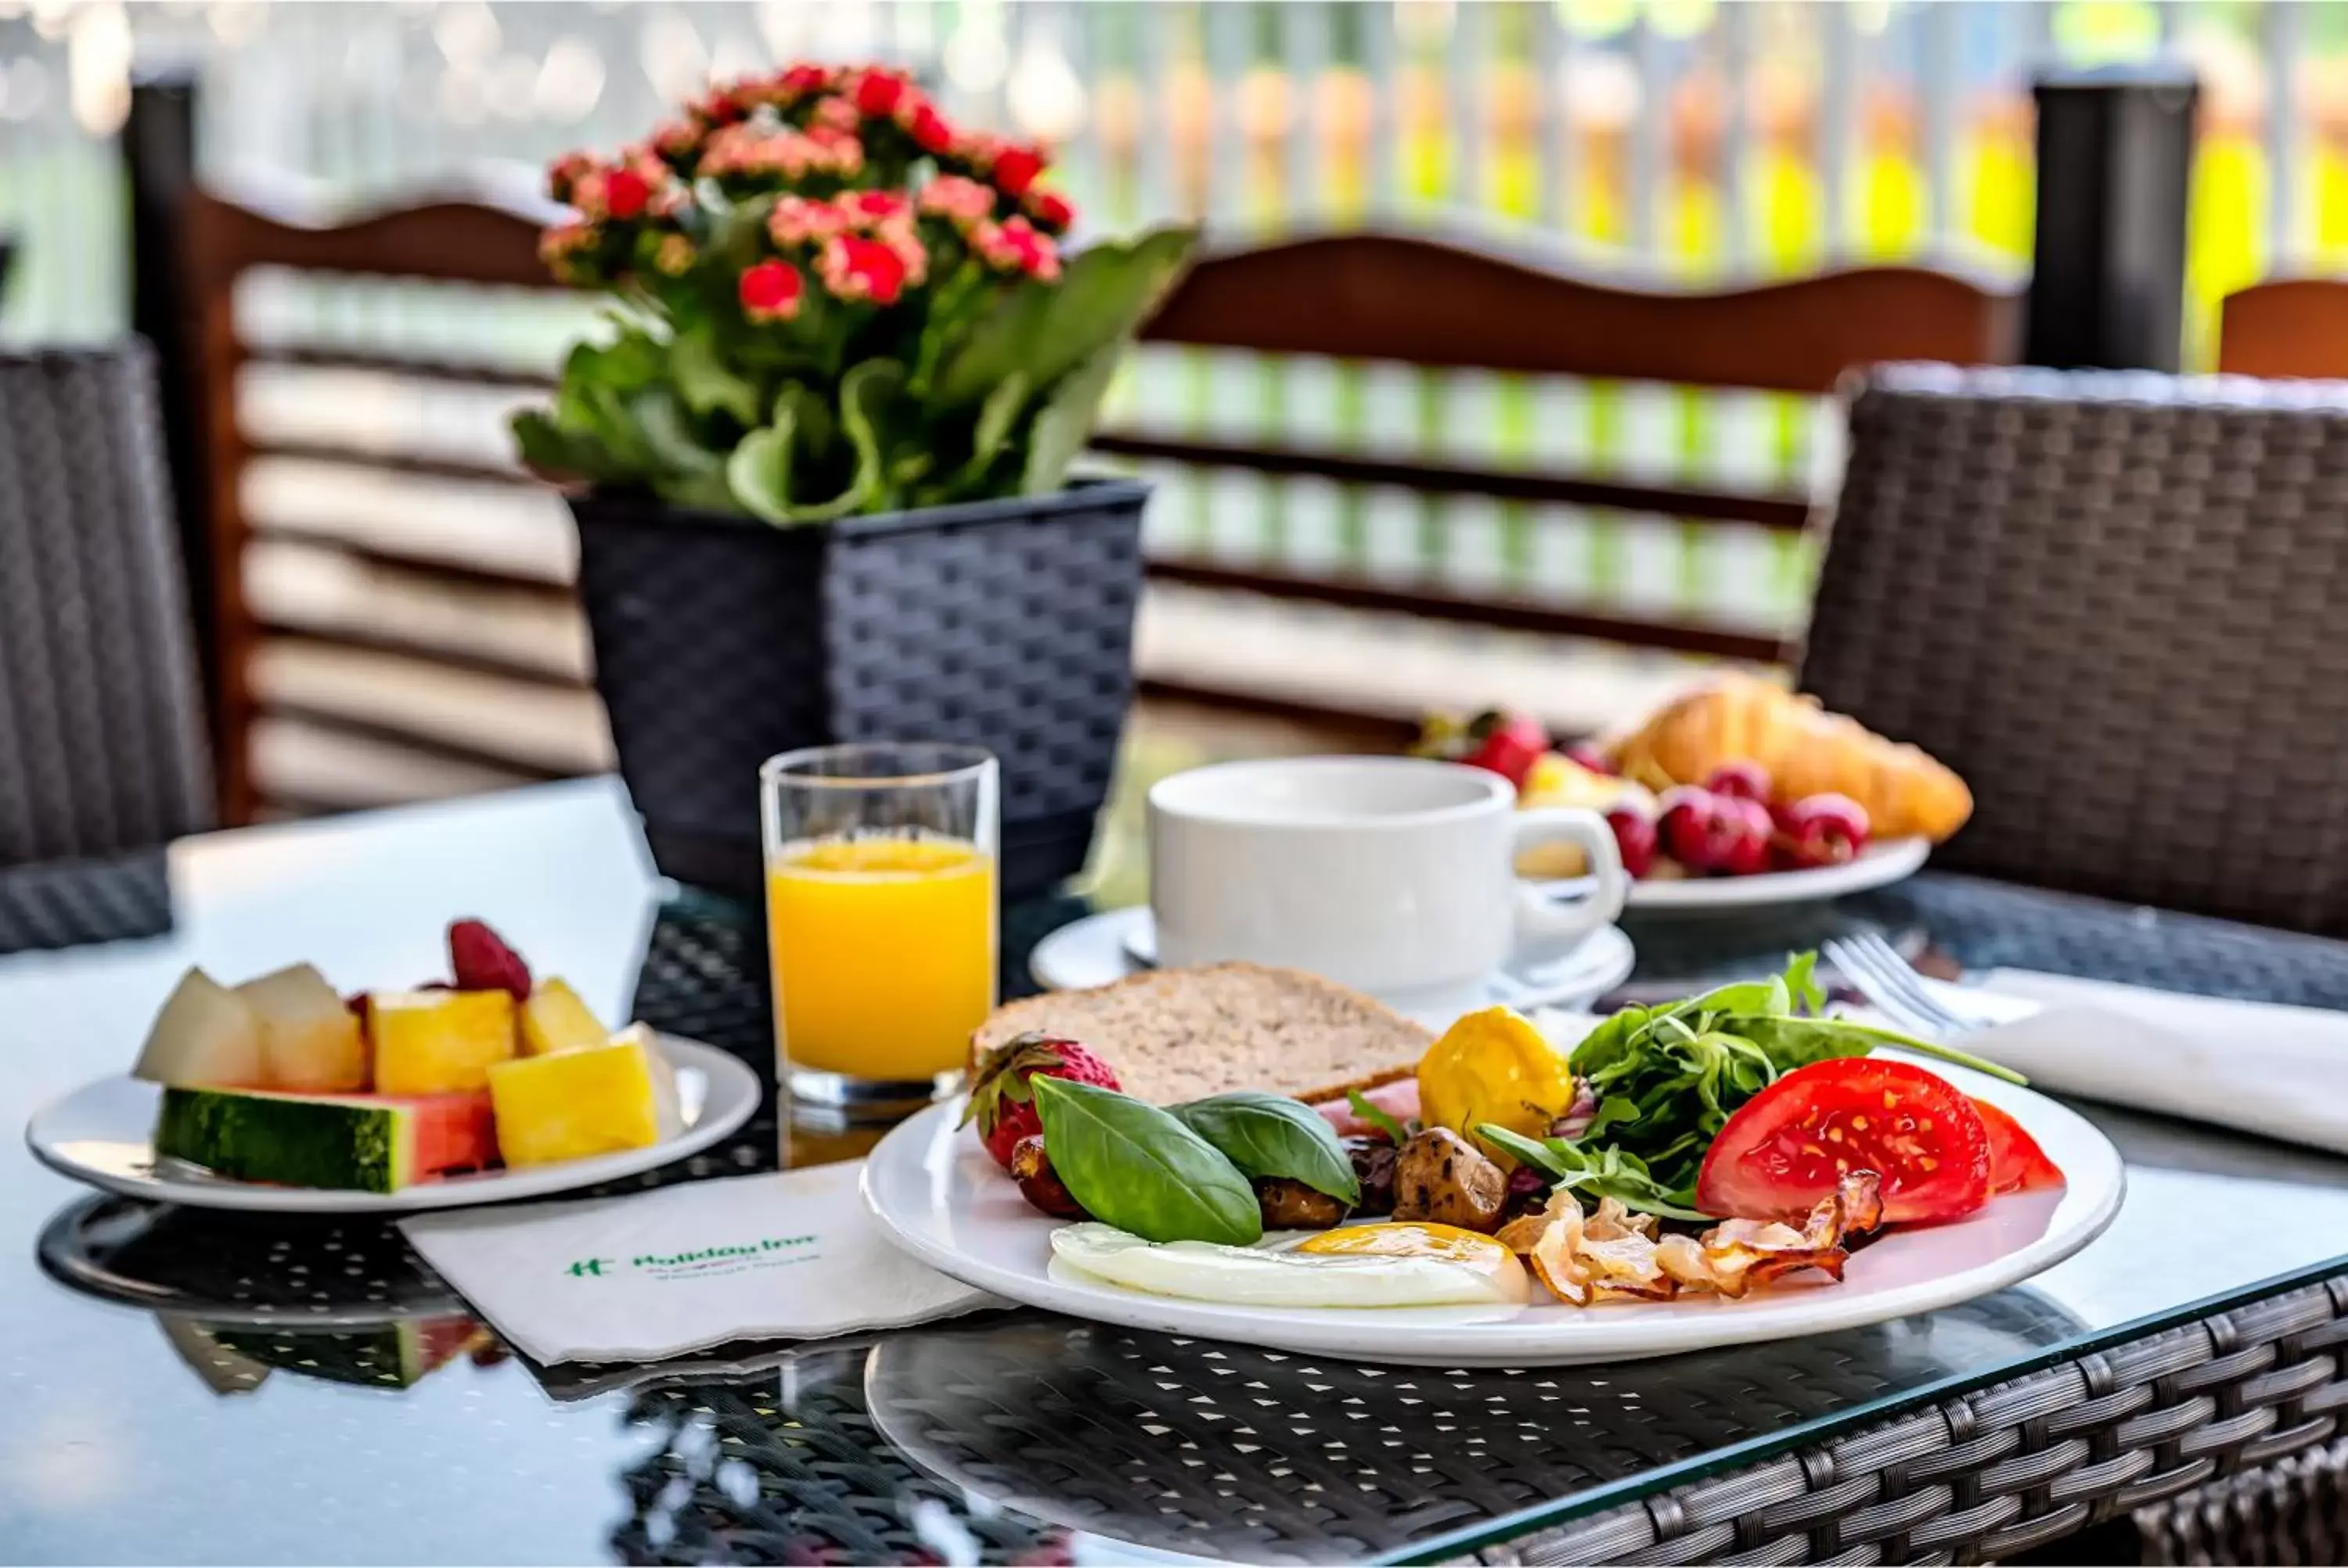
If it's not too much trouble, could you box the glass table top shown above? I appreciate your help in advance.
[6,779,2348,1564]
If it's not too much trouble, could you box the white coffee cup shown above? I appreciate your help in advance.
[1147,757,1627,997]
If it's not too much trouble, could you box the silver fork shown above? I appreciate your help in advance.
[1823,932,1991,1039]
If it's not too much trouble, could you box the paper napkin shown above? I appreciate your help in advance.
[398,1162,999,1365]
[1939,969,2348,1156]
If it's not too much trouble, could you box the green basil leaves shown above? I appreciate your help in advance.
[1030,1077,1262,1246]
[1173,1091,1360,1204]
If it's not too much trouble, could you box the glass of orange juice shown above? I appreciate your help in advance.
[761,743,998,1110]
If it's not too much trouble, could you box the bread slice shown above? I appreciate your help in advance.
[971,962,1430,1106]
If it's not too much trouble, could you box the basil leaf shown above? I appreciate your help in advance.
[1031,1077,1262,1246]
[1344,1088,1410,1148]
[1174,1091,1360,1204]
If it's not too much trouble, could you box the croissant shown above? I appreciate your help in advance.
[1608,674,1972,843]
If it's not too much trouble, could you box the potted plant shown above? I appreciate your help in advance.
[514,63,1196,898]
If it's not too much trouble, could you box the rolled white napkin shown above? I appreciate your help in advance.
[1928,969,2348,1156]
[398,1161,999,1365]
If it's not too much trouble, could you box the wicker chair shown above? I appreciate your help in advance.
[1798,363,2348,936]
[0,343,213,873]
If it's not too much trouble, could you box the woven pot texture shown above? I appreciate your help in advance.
[571,478,1149,901]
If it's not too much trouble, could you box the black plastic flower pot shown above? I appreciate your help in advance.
[570,477,1151,903]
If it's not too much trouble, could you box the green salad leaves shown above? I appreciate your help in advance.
[1476,952,2021,1220]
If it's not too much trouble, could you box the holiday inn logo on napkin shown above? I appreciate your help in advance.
[564,1232,820,1280]
[399,1162,998,1365]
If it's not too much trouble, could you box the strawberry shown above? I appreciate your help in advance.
[960,1032,1121,1171]
[448,919,531,1000]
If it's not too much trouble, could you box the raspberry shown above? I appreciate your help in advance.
[448,919,531,1000]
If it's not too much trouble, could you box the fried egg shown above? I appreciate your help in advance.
[1049,1221,1532,1308]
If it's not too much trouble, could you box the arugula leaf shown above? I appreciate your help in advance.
[1345,1088,1409,1148]
[1529,951,2021,1221]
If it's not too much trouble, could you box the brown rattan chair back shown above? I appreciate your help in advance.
[0,343,213,865]
[1799,363,2348,934]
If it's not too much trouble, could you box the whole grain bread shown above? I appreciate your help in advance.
[971,962,1431,1106]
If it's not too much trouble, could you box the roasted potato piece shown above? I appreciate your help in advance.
[1392,1127,1509,1232]
[1255,1176,1348,1230]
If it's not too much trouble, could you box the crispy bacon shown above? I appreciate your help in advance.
[1501,1171,1885,1306]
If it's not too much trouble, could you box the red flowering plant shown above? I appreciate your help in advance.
[513,64,1196,523]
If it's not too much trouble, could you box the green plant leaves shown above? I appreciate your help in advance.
[520,223,1197,516]
[1021,346,1120,495]
[726,358,913,524]
[1032,1077,1262,1246]
[725,402,798,523]
[934,224,1200,408]
[669,322,762,427]
[1173,1091,1359,1204]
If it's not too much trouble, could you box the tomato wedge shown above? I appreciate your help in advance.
[1972,1097,2064,1194]
[1696,1059,1992,1225]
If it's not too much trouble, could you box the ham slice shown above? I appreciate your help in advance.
[1313,1078,1421,1136]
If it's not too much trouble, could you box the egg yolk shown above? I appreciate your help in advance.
[1298,1222,1511,1266]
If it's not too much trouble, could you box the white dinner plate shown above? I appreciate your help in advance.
[1615,836,1931,914]
[1030,907,1636,1027]
[24,1035,762,1215]
[862,1060,2123,1368]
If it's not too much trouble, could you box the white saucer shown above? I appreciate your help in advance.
[1028,907,1636,1027]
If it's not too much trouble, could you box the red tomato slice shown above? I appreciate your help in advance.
[1971,1096,2064,1194]
[1697,1059,1992,1225]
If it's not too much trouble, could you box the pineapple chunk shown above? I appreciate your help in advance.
[610,1022,684,1138]
[236,962,366,1092]
[131,968,265,1088]
[519,978,607,1057]
[371,990,516,1095]
[488,1037,664,1167]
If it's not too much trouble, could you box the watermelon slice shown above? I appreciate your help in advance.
[154,1085,499,1193]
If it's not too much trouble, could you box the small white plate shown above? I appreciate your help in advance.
[24,1036,762,1215]
[862,1063,2123,1368]
[1617,836,1931,914]
[1030,907,1636,1027]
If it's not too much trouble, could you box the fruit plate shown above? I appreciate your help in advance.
[24,1036,761,1215]
[862,1059,2123,1368]
[1617,835,1930,914]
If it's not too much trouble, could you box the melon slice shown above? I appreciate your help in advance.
[371,989,516,1095]
[153,1085,498,1193]
[488,1035,667,1167]
[131,968,265,1089]
[519,978,607,1057]
[237,962,367,1092]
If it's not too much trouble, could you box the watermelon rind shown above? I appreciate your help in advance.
[154,1086,412,1193]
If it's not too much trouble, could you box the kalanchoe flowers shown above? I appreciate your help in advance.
[739,259,805,322]
[516,57,1192,526]
[973,216,1062,282]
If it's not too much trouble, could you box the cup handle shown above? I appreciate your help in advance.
[1509,807,1627,962]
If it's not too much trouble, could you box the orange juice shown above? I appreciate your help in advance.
[766,835,996,1082]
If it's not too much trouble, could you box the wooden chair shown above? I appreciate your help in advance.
[179,189,599,825]
[1101,232,2018,735]
[2219,279,2348,380]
